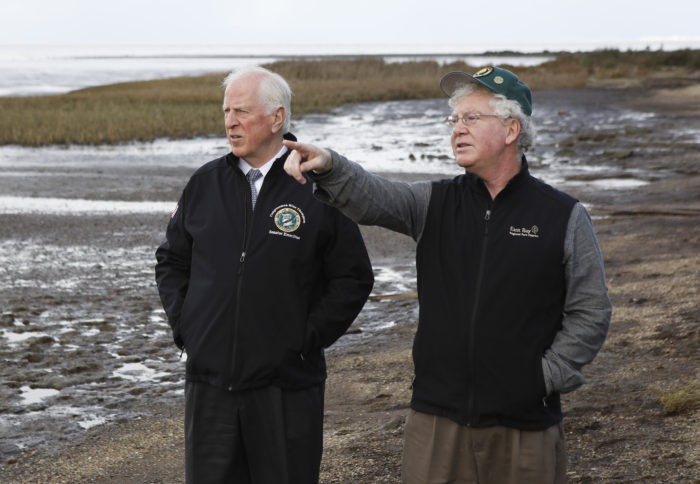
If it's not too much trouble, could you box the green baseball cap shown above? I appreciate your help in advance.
[440,66,532,116]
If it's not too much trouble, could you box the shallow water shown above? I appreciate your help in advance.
[0,88,684,209]
[0,91,697,458]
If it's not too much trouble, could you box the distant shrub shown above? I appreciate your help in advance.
[661,49,700,69]
[650,380,700,415]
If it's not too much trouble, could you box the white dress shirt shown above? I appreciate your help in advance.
[239,146,288,194]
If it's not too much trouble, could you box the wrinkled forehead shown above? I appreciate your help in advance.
[451,89,495,113]
[223,75,263,106]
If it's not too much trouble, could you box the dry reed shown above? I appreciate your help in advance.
[0,50,696,146]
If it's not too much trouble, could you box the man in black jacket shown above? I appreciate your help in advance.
[155,66,374,483]
[283,66,612,483]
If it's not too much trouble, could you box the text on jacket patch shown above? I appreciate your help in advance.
[509,225,540,238]
[268,204,305,240]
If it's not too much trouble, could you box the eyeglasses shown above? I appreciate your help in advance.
[444,113,505,127]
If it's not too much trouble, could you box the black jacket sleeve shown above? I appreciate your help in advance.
[154,193,192,350]
[303,209,374,353]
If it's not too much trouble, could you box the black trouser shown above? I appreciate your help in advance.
[185,381,324,484]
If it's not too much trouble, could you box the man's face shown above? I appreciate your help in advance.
[450,90,513,173]
[223,75,282,167]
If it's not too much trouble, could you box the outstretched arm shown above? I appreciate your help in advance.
[283,140,432,241]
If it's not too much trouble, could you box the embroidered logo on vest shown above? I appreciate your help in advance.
[509,225,540,238]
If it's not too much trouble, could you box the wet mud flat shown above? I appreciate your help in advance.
[1,85,699,482]
[0,210,418,461]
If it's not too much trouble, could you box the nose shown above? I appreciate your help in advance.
[452,119,469,134]
[225,111,239,129]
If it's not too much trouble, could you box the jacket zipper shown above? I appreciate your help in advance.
[229,173,255,390]
[466,205,491,424]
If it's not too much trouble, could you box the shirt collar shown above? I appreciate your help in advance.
[239,146,289,177]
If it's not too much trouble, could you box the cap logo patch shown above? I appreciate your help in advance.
[473,67,493,78]
[493,76,504,84]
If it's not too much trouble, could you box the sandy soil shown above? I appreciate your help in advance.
[1,83,699,483]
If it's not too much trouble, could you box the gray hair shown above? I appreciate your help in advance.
[222,66,292,133]
[448,84,536,156]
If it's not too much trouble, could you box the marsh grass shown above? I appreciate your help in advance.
[1,50,697,146]
[0,75,226,145]
[650,380,700,415]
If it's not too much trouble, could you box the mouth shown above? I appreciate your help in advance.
[454,141,472,151]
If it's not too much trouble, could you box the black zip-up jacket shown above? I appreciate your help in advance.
[155,139,374,391]
[412,168,576,430]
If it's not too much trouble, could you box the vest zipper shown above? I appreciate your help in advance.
[466,206,491,424]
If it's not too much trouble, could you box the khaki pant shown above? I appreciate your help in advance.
[401,410,566,484]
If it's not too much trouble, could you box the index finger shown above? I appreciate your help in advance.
[282,139,302,152]
[283,148,308,184]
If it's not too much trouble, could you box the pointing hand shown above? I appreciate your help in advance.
[283,140,333,185]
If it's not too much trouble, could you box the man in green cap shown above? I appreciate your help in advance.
[282,66,612,483]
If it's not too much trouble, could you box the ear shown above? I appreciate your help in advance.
[270,106,286,134]
[504,118,521,146]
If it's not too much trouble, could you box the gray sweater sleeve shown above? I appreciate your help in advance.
[542,202,612,395]
[310,150,432,241]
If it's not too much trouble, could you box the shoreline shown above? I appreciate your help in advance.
[2,84,699,483]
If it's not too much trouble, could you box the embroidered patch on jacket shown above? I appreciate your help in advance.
[269,204,305,240]
[509,225,540,238]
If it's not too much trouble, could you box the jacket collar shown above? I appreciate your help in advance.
[466,155,530,199]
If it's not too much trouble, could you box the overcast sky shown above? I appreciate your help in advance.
[1,0,698,52]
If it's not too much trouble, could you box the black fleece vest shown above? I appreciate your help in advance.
[413,162,577,430]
